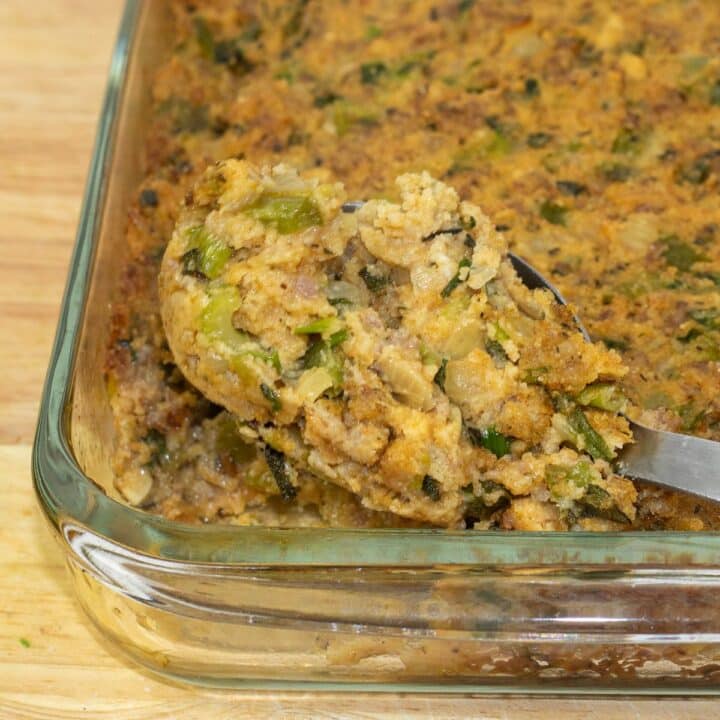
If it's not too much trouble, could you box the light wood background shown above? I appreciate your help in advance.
[1,1,718,717]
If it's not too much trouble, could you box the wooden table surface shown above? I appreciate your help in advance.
[0,1,718,717]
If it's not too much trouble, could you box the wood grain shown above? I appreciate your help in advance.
[0,1,718,717]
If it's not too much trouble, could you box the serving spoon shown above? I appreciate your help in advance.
[509,253,720,504]
[343,201,720,503]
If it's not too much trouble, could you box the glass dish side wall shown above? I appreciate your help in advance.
[32,0,720,692]
[64,522,720,691]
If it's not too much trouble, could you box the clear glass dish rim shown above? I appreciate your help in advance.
[31,0,720,570]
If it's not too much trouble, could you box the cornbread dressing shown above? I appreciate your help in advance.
[106,0,720,530]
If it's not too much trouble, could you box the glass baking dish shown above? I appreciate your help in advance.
[32,0,720,693]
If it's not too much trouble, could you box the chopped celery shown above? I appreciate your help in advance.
[245,194,323,234]
[546,463,628,522]
[575,383,628,413]
[295,316,344,338]
[545,460,598,501]
[523,366,549,384]
[201,286,248,350]
[433,358,448,390]
[201,286,281,371]
[193,17,215,59]
[420,343,443,366]
[184,226,232,279]
[215,415,256,463]
[492,322,510,342]
[467,425,511,457]
[244,347,282,373]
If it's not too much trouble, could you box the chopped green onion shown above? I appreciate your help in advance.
[556,180,587,196]
[360,61,388,84]
[359,266,390,292]
[468,426,511,457]
[545,460,596,499]
[313,91,342,108]
[433,358,448,390]
[260,383,281,412]
[441,258,472,298]
[328,328,348,347]
[598,162,632,182]
[522,366,549,384]
[611,127,642,155]
[524,77,540,98]
[711,79,720,106]
[660,234,707,272]
[567,406,614,461]
[527,132,552,148]
[600,337,629,352]
[302,339,344,390]
[460,214,477,230]
[485,340,508,366]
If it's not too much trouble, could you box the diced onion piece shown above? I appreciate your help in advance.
[116,469,153,506]
[296,367,335,403]
[443,320,484,359]
[376,347,434,411]
[326,280,363,306]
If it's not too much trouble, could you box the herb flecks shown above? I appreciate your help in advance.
[263,445,297,500]
[441,258,472,297]
[422,474,442,501]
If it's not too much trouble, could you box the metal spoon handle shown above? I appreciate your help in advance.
[619,423,720,503]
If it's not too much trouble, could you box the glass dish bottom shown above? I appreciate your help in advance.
[58,517,720,693]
